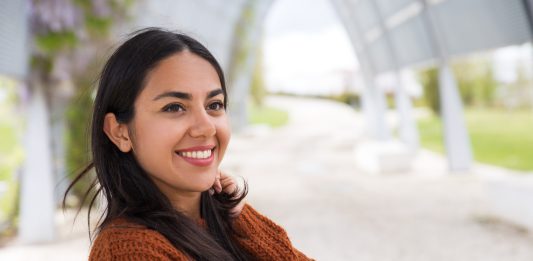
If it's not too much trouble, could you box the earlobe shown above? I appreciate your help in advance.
[103,113,132,153]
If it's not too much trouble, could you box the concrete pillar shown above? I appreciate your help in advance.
[19,82,56,243]
[438,64,473,170]
[227,0,274,131]
[330,0,390,140]
[369,84,391,140]
[1,0,56,243]
[369,0,419,149]
[419,0,473,171]
[394,73,419,150]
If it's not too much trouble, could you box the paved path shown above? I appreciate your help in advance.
[1,96,533,260]
[223,96,533,261]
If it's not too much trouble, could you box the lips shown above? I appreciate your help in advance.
[176,145,216,153]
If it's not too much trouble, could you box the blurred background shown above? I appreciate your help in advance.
[1,0,533,260]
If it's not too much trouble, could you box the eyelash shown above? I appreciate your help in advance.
[162,103,185,113]
[208,101,225,111]
[161,101,225,113]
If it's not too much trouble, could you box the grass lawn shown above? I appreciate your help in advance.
[417,108,533,171]
[248,102,289,128]
[0,121,23,224]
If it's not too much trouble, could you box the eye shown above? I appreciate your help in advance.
[207,101,225,111]
[162,103,185,112]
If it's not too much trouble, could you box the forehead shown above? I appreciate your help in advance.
[141,51,221,98]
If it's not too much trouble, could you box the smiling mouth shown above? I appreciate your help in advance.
[175,145,216,159]
[175,148,215,159]
[174,145,216,167]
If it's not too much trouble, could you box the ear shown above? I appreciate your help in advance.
[103,113,133,153]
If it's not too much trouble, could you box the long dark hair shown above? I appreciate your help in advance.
[64,28,251,260]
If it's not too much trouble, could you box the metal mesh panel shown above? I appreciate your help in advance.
[335,0,532,73]
[352,0,380,32]
[389,15,435,67]
[0,0,28,78]
[368,36,394,73]
[431,0,531,56]
[131,0,247,71]
[375,0,417,18]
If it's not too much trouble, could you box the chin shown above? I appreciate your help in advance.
[192,173,217,192]
[194,179,213,190]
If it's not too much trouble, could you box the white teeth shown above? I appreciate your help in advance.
[179,149,212,159]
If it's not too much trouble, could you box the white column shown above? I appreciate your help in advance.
[438,64,473,170]
[228,0,274,131]
[370,84,391,140]
[394,73,419,150]
[19,83,56,243]
[420,0,473,171]
[330,0,390,140]
[369,0,418,149]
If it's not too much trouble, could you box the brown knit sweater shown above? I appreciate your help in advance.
[89,204,313,260]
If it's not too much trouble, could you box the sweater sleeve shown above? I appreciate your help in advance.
[233,204,314,261]
[89,224,190,261]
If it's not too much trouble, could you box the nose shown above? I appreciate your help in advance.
[188,108,216,138]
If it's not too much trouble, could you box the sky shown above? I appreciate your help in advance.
[493,43,533,84]
[262,0,358,95]
[261,0,533,98]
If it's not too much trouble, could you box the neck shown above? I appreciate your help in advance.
[151,179,202,220]
[168,192,202,220]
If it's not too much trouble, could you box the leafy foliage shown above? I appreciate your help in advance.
[453,58,497,108]
[28,0,134,202]
[417,58,499,115]
[65,87,94,198]
[250,43,266,106]
[417,67,440,114]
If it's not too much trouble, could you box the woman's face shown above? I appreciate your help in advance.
[128,51,230,196]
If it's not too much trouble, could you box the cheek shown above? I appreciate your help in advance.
[132,117,187,167]
[215,117,231,159]
[136,121,174,148]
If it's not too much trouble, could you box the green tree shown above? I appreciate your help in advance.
[250,42,266,106]
[453,58,497,107]
[30,0,133,202]
[417,67,440,115]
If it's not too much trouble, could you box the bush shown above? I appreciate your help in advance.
[417,67,440,115]
[417,58,498,115]
[65,87,94,201]
[453,59,497,107]
[328,93,361,108]
[250,44,266,106]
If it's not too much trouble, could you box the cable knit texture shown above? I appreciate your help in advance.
[89,204,313,260]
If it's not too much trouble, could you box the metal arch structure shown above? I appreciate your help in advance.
[0,0,56,244]
[329,0,533,171]
[227,0,532,172]
[329,0,393,142]
[332,0,531,73]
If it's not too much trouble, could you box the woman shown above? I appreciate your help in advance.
[65,28,313,260]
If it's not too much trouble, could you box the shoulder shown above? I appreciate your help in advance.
[234,203,286,235]
[233,204,315,260]
[89,218,189,261]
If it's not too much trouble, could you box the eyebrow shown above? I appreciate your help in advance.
[152,89,224,101]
